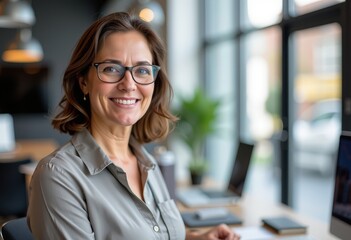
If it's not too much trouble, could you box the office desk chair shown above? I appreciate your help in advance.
[0,158,32,218]
[1,217,34,240]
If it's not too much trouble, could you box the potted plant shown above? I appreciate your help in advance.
[173,88,221,185]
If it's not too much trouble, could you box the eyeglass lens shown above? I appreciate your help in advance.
[96,62,159,84]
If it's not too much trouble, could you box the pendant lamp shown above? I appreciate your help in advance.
[0,0,35,28]
[2,28,43,63]
[129,0,164,30]
[100,0,164,32]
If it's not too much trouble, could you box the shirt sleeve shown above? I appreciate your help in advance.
[27,161,95,240]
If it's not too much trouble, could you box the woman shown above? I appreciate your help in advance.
[27,12,240,240]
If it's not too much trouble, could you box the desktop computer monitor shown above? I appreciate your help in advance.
[330,132,351,239]
[0,114,15,153]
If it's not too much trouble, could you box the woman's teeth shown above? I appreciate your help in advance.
[113,99,136,105]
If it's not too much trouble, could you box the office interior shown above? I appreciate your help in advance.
[0,0,350,232]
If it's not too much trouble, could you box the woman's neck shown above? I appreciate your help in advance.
[90,123,133,163]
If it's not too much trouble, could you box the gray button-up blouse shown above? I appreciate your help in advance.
[27,129,186,240]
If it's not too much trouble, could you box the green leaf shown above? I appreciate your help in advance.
[173,87,222,174]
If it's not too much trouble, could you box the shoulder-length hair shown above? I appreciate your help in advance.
[52,12,177,143]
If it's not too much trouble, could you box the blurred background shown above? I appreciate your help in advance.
[1,0,351,225]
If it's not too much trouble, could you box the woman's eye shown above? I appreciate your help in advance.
[101,65,125,76]
[136,67,151,75]
[103,66,117,73]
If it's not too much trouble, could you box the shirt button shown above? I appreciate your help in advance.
[153,225,160,232]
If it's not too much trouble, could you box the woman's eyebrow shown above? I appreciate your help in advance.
[135,60,152,65]
[98,59,122,64]
[96,59,153,65]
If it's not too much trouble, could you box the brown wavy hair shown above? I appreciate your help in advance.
[52,12,177,143]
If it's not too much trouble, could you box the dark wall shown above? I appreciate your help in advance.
[0,0,99,145]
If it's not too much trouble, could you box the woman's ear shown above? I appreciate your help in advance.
[79,76,88,94]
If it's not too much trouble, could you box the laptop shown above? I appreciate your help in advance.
[177,142,254,207]
[0,114,16,153]
[330,131,351,239]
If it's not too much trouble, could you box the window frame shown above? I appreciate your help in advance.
[201,0,351,205]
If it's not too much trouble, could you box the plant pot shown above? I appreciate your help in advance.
[190,172,203,185]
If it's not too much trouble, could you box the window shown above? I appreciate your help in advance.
[204,0,238,184]
[292,0,345,15]
[292,24,341,220]
[245,0,283,28]
[202,0,348,222]
[206,40,237,183]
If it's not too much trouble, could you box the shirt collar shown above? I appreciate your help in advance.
[71,128,155,175]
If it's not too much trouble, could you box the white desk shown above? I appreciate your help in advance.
[178,194,339,240]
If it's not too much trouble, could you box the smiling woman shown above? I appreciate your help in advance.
[26,12,240,240]
[79,30,156,129]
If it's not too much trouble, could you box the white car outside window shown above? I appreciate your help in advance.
[293,99,341,175]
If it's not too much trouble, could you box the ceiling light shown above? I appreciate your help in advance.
[99,0,164,31]
[0,0,35,28]
[129,0,164,30]
[2,28,43,63]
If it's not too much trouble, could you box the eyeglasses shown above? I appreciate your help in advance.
[93,61,160,85]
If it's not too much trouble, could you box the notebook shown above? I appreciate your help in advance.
[177,142,254,207]
[262,216,307,235]
[0,114,16,153]
[181,207,242,227]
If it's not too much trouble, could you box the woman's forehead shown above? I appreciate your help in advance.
[96,31,153,62]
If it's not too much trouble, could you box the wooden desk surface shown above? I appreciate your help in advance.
[178,194,339,240]
[0,139,58,162]
[0,139,59,188]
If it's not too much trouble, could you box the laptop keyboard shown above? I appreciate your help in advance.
[202,190,237,198]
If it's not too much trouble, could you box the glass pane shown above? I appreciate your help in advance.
[205,0,236,38]
[206,40,237,184]
[293,0,345,15]
[292,23,341,222]
[243,27,281,202]
[246,0,283,28]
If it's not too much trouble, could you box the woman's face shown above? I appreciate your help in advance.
[81,31,155,130]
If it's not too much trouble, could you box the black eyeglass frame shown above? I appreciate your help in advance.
[92,61,161,85]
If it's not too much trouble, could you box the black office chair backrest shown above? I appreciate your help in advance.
[0,158,32,217]
[1,217,34,240]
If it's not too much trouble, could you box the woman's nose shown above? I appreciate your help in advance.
[117,71,136,92]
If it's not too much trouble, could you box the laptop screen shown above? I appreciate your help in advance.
[227,142,254,195]
[330,133,351,239]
